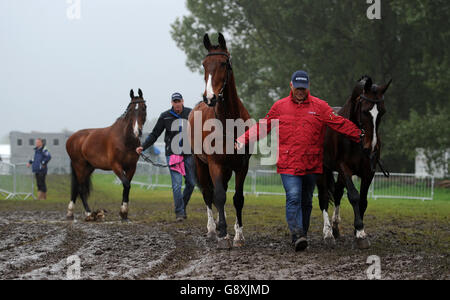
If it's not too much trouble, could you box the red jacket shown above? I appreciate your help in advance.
[237,91,361,176]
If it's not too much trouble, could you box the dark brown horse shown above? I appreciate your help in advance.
[317,76,392,249]
[188,33,252,249]
[66,89,147,222]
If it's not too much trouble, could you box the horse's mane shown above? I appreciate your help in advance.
[339,75,371,120]
[117,101,136,121]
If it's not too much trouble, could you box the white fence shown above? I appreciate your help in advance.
[0,162,35,200]
[120,163,435,201]
[1,161,435,201]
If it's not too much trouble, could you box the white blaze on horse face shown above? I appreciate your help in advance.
[369,104,379,151]
[323,210,333,239]
[133,120,139,137]
[206,74,214,103]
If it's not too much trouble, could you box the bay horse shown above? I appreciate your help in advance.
[66,89,147,222]
[317,76,392,249]
[188,33,252,249]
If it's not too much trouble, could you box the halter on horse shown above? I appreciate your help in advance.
[66,89,147,222]
[188,33,252,249]
[317,76,392,249]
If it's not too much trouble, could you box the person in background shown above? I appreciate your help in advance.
[236,70,363,252]
[27,138,51,200]
[136,92,196,222]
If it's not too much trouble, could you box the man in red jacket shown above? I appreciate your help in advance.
[236,70,362,252]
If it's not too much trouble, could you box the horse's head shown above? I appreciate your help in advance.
[202,33,233,107]
[353,76,392,153]
[128,89,147,138]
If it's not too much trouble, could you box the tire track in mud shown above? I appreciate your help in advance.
[0,223,70,279]
[15,221,177,280]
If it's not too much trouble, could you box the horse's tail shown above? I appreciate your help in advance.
[70,162,92,200]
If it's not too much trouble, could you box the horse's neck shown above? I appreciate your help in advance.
[341,97,358,123]
[217,74,244,120]
[113,118,135,143]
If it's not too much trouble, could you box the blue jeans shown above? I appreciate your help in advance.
[281,174,316,237]
[166,155,196,217]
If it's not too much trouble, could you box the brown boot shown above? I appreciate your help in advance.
[42,192,47,200]
[37,191,42,200]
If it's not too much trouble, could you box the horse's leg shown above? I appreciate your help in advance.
[332,174,345,239]
[232,166,248,248]
[120,165,137,222]
[356,172,375,247]
[70,161,94,220]
[339,164,368,249]
[194,157,216,240]
[317,171,334,246]
[67,162,79,220]
[209,163,231,250]
[112,165,131,222]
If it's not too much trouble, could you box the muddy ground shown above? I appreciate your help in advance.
[0,207,448,280]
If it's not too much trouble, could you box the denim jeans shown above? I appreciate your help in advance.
[166,155,196,217]
[280,174,316,237]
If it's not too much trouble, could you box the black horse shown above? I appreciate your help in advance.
[317,76,392,249]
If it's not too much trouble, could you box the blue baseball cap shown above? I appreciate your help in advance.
[171,92,183,101]
[291,70,309,89]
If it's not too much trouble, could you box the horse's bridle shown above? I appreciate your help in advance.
[129,99,146,138]
[202,52,233,107]
[355,94,390,177]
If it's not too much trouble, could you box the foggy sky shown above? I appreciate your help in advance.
[0,0,204,141]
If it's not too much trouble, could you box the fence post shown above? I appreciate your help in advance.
[430,176,435,201]
[13,164,17,197]
[252,170,257,195]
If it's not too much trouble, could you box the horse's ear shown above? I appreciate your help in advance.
[364,77,373,94]
[138,89,143,98]
[218,32,227,50]
[204,34,212,51]
[130,89,135,99]
[381,79,392,95]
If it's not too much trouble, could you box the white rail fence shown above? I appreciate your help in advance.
[1,161,435,201]
[116,162,435,201]
[0,162,35,200]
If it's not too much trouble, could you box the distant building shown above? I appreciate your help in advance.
[415,148,449,179]
[9,131,72,174]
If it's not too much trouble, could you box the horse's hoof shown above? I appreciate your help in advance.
[66,214,74,221]
[324,236,336,248]
[217,237,232,250]
[355,238,371,250]
[332,224,341,239]
[84,215,95,222]
[121,218,131,223]
[119,212,128,220]
[233,239,245,248]
[206,231,217,241]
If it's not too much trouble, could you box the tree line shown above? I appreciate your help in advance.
[171,0,449,174]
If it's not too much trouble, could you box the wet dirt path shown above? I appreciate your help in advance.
[0,211,448,280]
